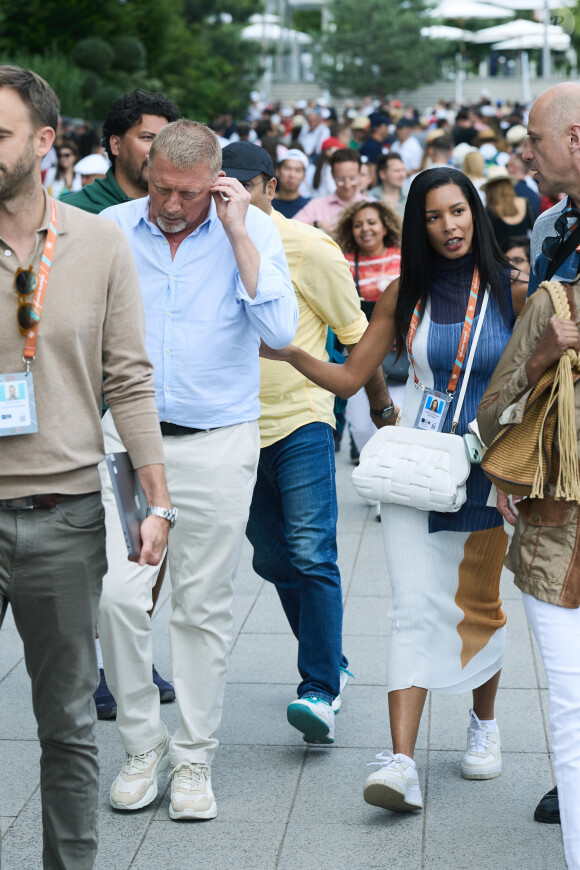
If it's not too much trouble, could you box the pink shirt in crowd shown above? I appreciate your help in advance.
[294,191,369,229]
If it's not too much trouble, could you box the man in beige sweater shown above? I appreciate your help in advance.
[0,66,172,869]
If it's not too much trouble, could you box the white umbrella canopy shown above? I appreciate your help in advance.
[472,18,566,42]
[421,24,476,39]
[427,0,515,101]
[493,32,571,49]
[485,0,575,9]
[427,1,515,19]
[242,21,313,44]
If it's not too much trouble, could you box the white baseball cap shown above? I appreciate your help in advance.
[278,149,309,171]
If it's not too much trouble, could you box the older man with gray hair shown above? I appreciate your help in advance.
[96,119,297,822]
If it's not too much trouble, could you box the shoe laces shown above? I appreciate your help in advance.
[367,750,408,772]
[467,710,496,755]
[122,748,159,775]
[171,761,210,790]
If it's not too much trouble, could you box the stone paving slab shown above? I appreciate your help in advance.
[0,448,567,869]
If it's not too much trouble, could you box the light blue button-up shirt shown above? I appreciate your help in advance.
[100,197,297,428]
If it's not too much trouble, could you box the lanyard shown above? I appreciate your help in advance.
[407,265,481,395]
[23,198,57,367]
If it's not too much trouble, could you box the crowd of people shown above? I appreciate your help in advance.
[1,64,580,870]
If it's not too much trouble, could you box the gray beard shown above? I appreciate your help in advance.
[156,215,186,233]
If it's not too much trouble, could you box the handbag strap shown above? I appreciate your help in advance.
[451,286,490,433]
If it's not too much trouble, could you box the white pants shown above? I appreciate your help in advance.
[522,591,580,870]
[98,412,260,765]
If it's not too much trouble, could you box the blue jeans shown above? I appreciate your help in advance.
[246,422,347,704]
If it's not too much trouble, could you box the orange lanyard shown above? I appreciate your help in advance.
[407,266,481,395]
[23,198,57,367]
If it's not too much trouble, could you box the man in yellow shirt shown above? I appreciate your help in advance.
[222,142,394,744]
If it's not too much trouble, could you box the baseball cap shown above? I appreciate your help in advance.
[74,153,110,176]
[221,142,275,181]
[278,149,310,171]
[368,112,390,128]
[321,137,345,151]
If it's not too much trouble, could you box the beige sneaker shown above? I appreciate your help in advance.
[461,708,502,780]
[110,728,171,810]
[169,761,217,820]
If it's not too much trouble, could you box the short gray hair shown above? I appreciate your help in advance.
[149,119,222,174]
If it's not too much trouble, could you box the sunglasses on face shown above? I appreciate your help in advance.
[15,267,40,333]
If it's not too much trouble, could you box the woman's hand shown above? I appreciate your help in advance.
[259,341,293,362]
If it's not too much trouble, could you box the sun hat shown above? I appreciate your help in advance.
[480,164,519,191]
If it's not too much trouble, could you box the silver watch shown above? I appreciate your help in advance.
[146,505,178,528]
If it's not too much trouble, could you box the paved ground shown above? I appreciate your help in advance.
[0,447,566,869]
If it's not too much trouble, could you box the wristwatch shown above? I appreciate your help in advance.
[370,403,395,420]
[146,505,178,528]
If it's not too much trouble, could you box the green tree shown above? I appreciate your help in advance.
[322,0,441,95]
[0,0,262,121]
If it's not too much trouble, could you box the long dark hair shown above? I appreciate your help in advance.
[395,167,511,353]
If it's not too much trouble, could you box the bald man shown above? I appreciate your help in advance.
[512,82,580,859]
[523,82,580,296]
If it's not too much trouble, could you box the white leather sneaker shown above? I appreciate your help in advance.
[461,708,502,780]
[364,751,423,812]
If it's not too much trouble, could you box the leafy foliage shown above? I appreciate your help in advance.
[0,0,262,121]
[322,0,441,95]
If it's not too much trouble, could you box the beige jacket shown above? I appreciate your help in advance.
[478,283,580,608]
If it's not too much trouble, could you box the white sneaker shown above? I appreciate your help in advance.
[110,727,171,810]
[461,708,502,780]
[287,696,335,744]
[332,667,354,714]
[363,751,423,812]
[169,762,217,820]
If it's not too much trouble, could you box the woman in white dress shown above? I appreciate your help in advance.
[261,167,527,813]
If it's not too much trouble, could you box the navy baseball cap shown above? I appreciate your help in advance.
[221,142,275,181]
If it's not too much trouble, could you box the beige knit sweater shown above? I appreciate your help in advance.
[0,194,163,498]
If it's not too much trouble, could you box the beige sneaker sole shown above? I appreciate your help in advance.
[364,779,423,812]
[169,800,217,820]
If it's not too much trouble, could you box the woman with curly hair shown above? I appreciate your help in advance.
[336,200,402,319]
[335,201,403,455]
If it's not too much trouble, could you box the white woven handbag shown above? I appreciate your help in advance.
[352,288,489,513]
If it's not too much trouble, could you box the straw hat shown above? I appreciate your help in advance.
[506,124,528,146]
[474,125,498,145]
[480,165,519,191]
[351,116,371,131]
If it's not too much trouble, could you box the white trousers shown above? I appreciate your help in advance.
[98,412,260,765]
[522,591,580,870]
